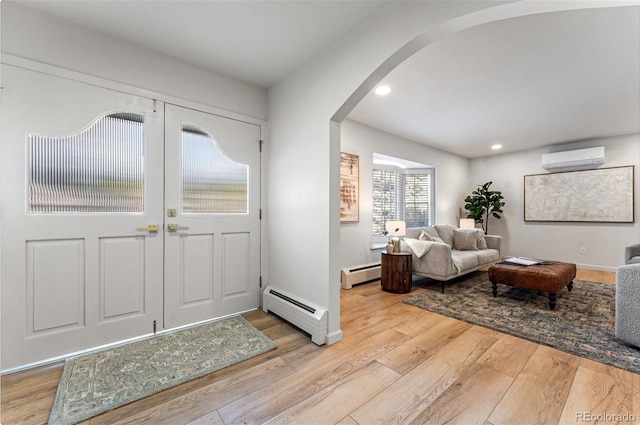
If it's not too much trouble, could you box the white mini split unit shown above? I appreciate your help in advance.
[541,146,605,172]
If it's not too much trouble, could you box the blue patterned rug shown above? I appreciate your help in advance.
[403,272,640,375]
[49,315,276,425]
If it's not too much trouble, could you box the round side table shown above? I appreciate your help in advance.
[381,251,412,293]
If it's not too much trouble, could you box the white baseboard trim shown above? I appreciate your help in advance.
[326,330,343,345]
[576,263,618,272]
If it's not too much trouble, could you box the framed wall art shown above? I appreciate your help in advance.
[340,152,359,222]
[524,166,634,223]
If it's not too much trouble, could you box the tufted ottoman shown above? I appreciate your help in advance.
[488,261,576,310]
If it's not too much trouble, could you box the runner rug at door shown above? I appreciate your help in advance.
[403,272,640,375]
[49,315,276,425]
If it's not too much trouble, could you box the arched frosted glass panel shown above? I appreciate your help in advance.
[28,113,144,213]
[181,127,248,214]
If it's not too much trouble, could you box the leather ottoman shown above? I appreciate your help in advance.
[488,261,576,310]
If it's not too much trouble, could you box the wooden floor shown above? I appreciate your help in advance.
[2,269,638,425]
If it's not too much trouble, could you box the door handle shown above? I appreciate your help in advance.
[137,224,160,233]
[168,223,189,232]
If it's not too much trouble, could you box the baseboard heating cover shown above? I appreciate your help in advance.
[262,286,328,345]
[341,262,381,289]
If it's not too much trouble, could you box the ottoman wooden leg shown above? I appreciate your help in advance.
[548,293,557,310]
[491,282,498,297]
[567,281,573,292]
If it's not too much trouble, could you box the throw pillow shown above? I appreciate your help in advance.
[453,229,479,250]
[419,230,433,241]
[434,224,456,247]
[456,228,488,250]
[477,231,488,250]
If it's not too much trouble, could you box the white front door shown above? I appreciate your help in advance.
[1,67,263,371]
[1,65,164,370]
[163,105,262,329]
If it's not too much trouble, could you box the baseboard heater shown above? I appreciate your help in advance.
[262,286,328,345]
[341,262,381,289]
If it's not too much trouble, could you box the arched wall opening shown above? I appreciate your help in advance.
[328,0,635,343]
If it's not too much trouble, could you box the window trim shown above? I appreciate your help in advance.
[371,163,435,244]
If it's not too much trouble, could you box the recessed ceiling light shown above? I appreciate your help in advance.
[491,144,503,150]
[375,86,391,96]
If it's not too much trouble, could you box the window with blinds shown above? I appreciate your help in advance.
[28,113,144,213]
[372,166,434,235]
[404,170,433,228]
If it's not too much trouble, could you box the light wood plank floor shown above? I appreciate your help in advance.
[2,269,638,425]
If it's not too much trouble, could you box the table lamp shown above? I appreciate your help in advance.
[385,220,406,252]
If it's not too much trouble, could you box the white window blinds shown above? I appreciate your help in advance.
[372,167,434,235]
[404,171,432,228]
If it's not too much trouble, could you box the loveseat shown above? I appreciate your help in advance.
[399,224,501,292]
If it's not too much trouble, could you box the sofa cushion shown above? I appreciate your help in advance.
[453,229,479,250]
[476,249,500,264]
[434,224,456,247]
[451,250,480,271]
[451,228,488,250]
[405,227,422,239]
[628,256,640,265]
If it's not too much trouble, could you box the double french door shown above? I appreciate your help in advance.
[1,65,261,370]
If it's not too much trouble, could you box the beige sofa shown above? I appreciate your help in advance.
[399,224,501,292]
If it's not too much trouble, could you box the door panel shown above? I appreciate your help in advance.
[164,104,261,329]
[27,239,85,334]
[180,234,215,304]
[1,66,262,371]
[1,65,164,370]
[221,232,251,297]
[100,236,146,320]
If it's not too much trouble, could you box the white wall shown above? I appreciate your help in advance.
[469,134,640,270]
[0,3,267,120]
[266,1,505,344]
[266,1,628,344]
[340,119,469,269]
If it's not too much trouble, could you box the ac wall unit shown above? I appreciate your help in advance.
[541,146,605,171]
[263,285,328,345]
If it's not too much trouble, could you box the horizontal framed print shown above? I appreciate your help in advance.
[340,152,359,222]
[524,166,634,223]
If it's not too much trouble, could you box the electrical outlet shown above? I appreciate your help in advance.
[579,247,586,255]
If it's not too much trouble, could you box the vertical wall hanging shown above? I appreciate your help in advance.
[340,152,359,222]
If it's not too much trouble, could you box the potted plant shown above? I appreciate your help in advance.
[464,181,505,234]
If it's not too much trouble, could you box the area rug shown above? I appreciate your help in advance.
[403,272,640,375]
[49,315,276,425]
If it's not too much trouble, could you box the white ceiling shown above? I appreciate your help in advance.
[13,1,640,159]
[349,6,640,158]
[14,0,383,88]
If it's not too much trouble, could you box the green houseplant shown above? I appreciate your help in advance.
[464,181,505,234]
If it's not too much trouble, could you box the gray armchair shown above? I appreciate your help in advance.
[625,243,640,264]
[615,263,640,348]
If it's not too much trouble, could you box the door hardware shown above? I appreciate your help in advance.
[168,223,189,232]
[136,224,159,233]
